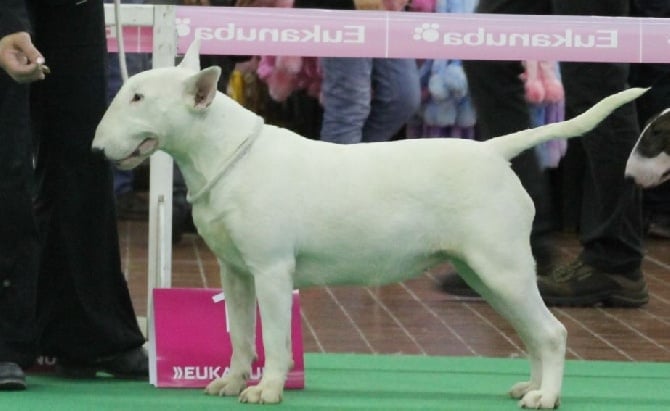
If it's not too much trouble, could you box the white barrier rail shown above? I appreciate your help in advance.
[106,5,670,62]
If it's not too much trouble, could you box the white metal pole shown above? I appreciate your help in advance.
[147,4,176,301]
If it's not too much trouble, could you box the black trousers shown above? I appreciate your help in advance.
[0,0,144,367]
[463,0,643,274]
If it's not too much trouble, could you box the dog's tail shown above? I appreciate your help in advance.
[485,87,648,161]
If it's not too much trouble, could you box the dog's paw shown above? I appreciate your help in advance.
[518,389,560,409]
[204,375,247,397]
[509,381,538,399]
[239,382,283,404]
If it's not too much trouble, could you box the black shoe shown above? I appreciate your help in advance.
[437,270,480,297]
[538,258,649,308]
[0,362,26,391]
[57,347,148,380]
[438,260,553,297]
[647,213,670,239]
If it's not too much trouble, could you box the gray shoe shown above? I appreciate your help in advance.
[538,258,649,308]
[0,362,26,391]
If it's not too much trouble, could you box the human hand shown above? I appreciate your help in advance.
[0,32,49,84]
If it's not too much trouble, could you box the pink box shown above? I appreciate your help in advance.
[149,288,304,389]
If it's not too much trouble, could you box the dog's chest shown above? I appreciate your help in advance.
[193,212,248,271]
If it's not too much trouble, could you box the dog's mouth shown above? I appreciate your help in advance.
[114,137,158,170]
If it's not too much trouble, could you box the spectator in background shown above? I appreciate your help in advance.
[235,0,420,142]
[292,0,421,143]
[441,0,648,308]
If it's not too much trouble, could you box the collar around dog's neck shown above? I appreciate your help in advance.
[186,116,265,204]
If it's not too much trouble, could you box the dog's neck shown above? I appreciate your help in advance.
[167,93,264,204]
[187,115,263,204]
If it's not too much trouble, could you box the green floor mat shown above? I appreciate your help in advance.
[2,353,669,410]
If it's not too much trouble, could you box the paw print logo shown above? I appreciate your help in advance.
[176,18,191,37]
[414,23,440,43]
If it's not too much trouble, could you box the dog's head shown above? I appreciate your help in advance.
[92,40,221,169]
[625,108,670,188]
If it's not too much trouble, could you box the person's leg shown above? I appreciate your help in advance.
[30,0,146,365]
[439,0,555,296]
[440,61,554,296]
[362,58,420,142]
[538,0,647,307]
[0,70,40,387]
[438,0,555,296]
[563,63,642,273]
[558,0,642,273]
[319,57,373,144]
[466,0,556,264]
[463,58,556,259]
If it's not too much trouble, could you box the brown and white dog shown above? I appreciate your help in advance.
[625,108,670,188]
[92,40,646,408]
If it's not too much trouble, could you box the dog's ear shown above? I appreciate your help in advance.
[178,39,202,71]
[183,66,222,110]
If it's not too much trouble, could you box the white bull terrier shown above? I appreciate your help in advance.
[625,107,670,188]
[93,41,646,409]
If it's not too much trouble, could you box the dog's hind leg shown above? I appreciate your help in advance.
[239,259,296,404]
[205,262,257,397]
[452,243,566,409]
[506,295,565,410]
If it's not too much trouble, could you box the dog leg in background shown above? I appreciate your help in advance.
[205,263,258,397]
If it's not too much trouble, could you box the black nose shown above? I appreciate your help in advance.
[623,174,637,185]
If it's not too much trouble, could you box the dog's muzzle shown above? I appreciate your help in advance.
[114,137,159,170]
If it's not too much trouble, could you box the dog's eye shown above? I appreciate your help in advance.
[131,93,144,103]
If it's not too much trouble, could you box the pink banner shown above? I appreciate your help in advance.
[106,6,670,63]
[105,24,153,53]
[150,288,304,389]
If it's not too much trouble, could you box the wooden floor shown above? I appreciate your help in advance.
[119,220,670,363]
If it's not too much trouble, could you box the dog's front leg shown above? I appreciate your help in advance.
[239,262,295,405]
[205,262,257,397]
